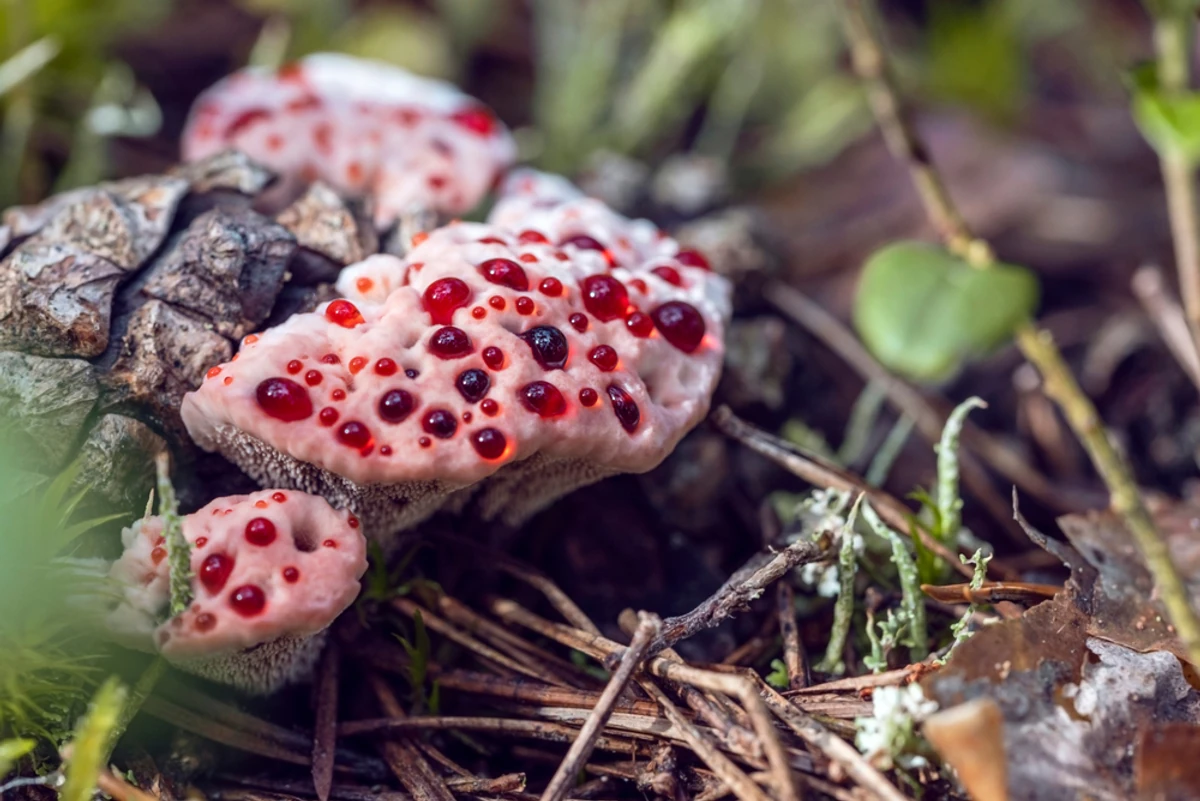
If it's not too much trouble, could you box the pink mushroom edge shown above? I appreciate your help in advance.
[180,169,732,537]
[180,52,516,225]
[105,488,368,694]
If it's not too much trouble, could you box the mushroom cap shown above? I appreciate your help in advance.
[181,173,730,507]
[107,489,367,660]
[181,53,516,224]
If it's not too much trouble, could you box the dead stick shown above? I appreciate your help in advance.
[540,613,660,801]
[370,674,456,801]
[312,642,340,801]
[776,583,808,691]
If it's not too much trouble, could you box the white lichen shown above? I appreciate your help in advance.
[855,683,938,771]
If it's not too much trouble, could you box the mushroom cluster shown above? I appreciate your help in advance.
[106,489,367,693]
[181,169,731,539]
[182,53,516,226]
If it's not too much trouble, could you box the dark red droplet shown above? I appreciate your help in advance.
[348,515,359,528]
[520,326,569,370]
[195,612,217,632]
[419,437,432,447]
[675,248,711,270]
[375,357,398,376]
[423,409,458,438]
[332,388,346,401]
[230,585,267,617]
[539,277,563,296]
[481,398,499,416]
[479,258,529,291]
[305,370,323,386]
[518,230,548,244]
[489,295,506,310]
[325,299,365,328]
[319,407,339,426]
[607,385,640,433]
[245,517,277,546]
[450,105,497,136]
[580,275,629,321]
[625,311,654,338]
[423,277,472,325]
[195,537,208,548]
[652,265,684,286]
[462,411,473,423]
[560,234,606,252]
[321,354,340,364]
[472,428,507,459]
[482,346,505,369]
[379,389,416,423]
[588,345,619,372]
[337,421,373,449]
[286,359,303,374]
[283,567,300,583]
[323,539,337,548]
[455,369,491,403]
[520,382,567,417]
[579,388,598,407]
[380,445,393,456]
[272,492,287,502]
[651,301,706,353]
[629,278,648,294]
[515,296,535,315]
[256,378,313,422]
[428,326,473,359]
[472,306,486,319]
[200,553,234,594]
[569,313,589,332]
[151,546,166,565]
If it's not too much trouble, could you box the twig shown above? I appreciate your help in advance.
[541,613,660,801]
[839,0,1200,666]
[141,696,308,765]
[312,643,340,801]
[920,581,1060,605]
[369,674,457,801]
[649,532,832,656]
[1153,12,1200,345]
[340,715,657,755]
[1131,264,1200,391]
[96,770,158,801]
[776,583,809,690]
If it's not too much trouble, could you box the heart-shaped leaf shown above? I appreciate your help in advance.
[853,241,1038,382]
[1129,63,1200,163]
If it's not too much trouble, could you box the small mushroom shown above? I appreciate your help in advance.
[106,489,367,693]
[181,53,516,227]
[180,171,731,540]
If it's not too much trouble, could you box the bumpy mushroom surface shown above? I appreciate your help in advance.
[106,489,367,693]
[181,171,731,537]
[181,53,516,226]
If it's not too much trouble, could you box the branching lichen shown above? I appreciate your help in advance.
[934,396,986,544]
[816,493,864,674]
[862,501,928,661]
[154,453,191,617]
[940,548,992,664]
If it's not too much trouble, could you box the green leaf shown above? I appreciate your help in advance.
[1143,0,1200,18]
[60,677,127,801]
[765,659,790,689]
[0,738,35,776]
[1129,63,1200,163]
[853,241,1039,382]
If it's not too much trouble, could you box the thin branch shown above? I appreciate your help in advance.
[312,642,340,801]
[369,674,457,801]
[540,613,660,801]
[1131,264,1200,392]
[776,582,809,690]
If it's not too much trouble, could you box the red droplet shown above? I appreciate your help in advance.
[419,437,432,448]
[254,500,268,508]
[518,230,548,244]
[348,515,360,528]
[520,382,567,417]
[589,345,619,372]
[326,299,365,328]
[337,421,373,449]
[224,376,233,386]
[451,106,497,136]
[489,295,506,310]
[477,236,507,245]
[651,301,706,353]
[472,306,486,319]
[580,275,629,321]
[423,277,472,325]
[539,277,563,296]
[652,266,684,286]
[206,366,222,379]
[323,539,338,548]
[332,388,346,401]
[463,411,473,423]
[519,253,538,263]
[349,356,367,374]
[625,311,655,338]
[200,553,234,594]
[380,445,393,456]
[607,385,640,433]
[379,388,416,423]
[195,537,208,548]
[151,546,166,565]
[481,398,499,416]
[472,428,507,459]
[676,248,711,270]
[225,107,271,137]
[479,258,529,291]
[428,326,473,359]
[319,407,339,426]
[256,378,313,422]
[375,358,397,376]
[569,313,589,332]
[195,612,217,632]
[321,353,340,364]
[456,369,491,403]
[356,276,374,293]
[245,517,277,546]
[272,492,287,502]
[515,297,535,315]
[423,409,458,438]
[560,234,606,252]
[286,359,303,374]
[579,388,599,407]
[483,346,505,369]
[283,567,300,583]
[305,370,323,386]
[230,585,267,617]
[629,279,648,294]
[520,326,569,370]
